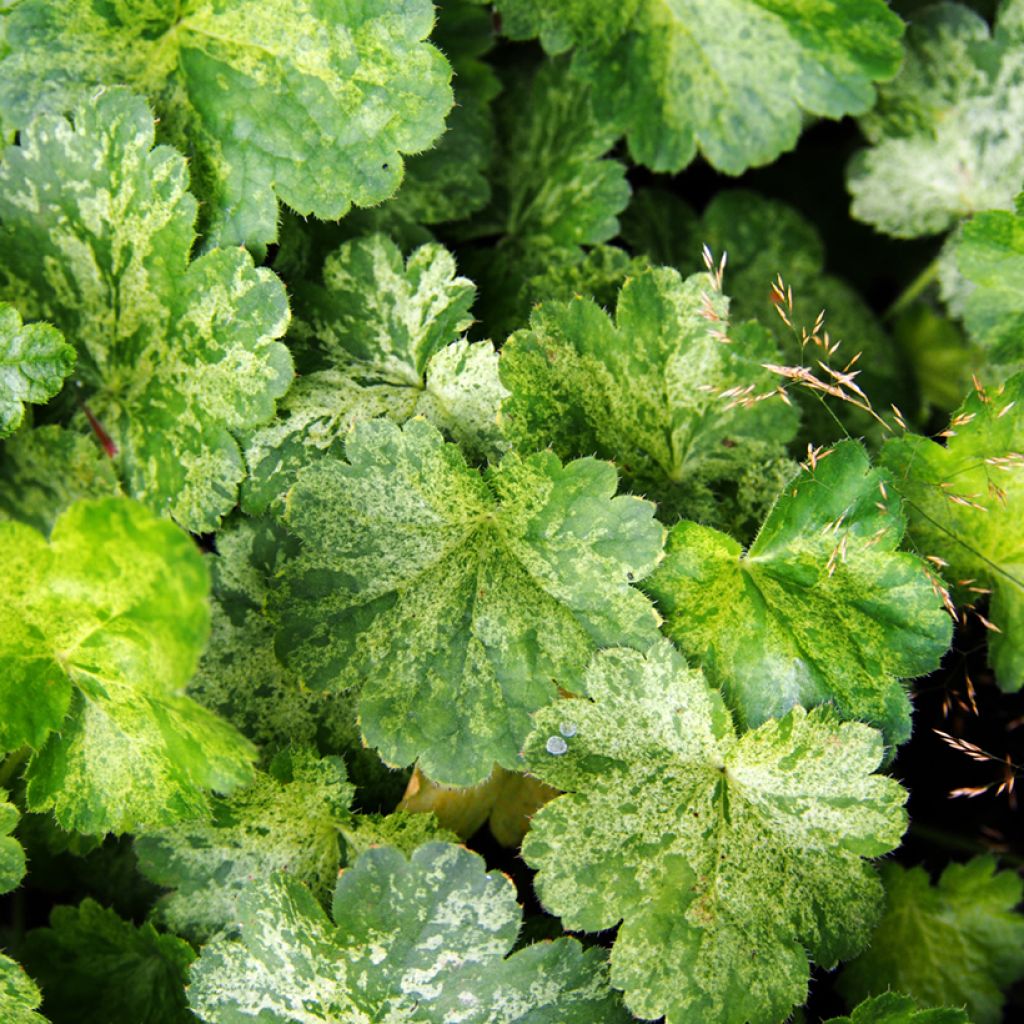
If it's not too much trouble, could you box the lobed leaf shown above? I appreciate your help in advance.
[0,0,453,247]
[188,843,628,1023]
[274,417,664,786]
[827,993,971,1024]
[0,792,26,895]
[0,89,292,532]
[521,641,908,1024]
[647,441,953,744]
[0,955,46,1024]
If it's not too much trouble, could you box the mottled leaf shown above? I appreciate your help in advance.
[0,89,292,532]
[0,955,46,1024]
[135,749,353,943]
[622,189,904,440]
[245,234,504,514]
[189,843,628,1023]
[274,417,664,787]
[0,425,122,535]
[521,641,908,1024]
[493,0,904,174]
[463,58,631,337]
[0,303,74,438]
[499,265,799,534]
[956,199,1024,368]
[19,900,195,1024]
[0,792,25,894]
[647,441,952,743]
[848,2,1024,238]
[881,374,1024,688]
[0,0,453,247]
[0,498,255,834]
[827,993,970,1024]
[839,858,1024,1024]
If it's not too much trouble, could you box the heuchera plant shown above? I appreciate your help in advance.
[1,2,1023,1023]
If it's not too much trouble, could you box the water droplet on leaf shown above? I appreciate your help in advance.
[546,735,568,756]
[559,721,577,738]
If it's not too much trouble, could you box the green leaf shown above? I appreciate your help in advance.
[187,516,361,756]
[848,2,1024,238]
[647,440,952,744]
[0,89,293,532]
[337,810,460,863]
[0,303,74,438]
[463,58,631,337]
[827,993,970,1024]
[0,954,46,1024]
[622,189,904,441]
[244,234,505,515]
[0,425,122,535]
[0,0,454,247]
[274,417,664,787]
[839,858,1024,1024]
[0,791,26,894]
[494,0,904,174]
[19,899,195,1024]
[0,497,255,834]
[956,199,1024,368]
[521,641,908,1024]
[136,749,353,943]
[499,265,799,534]
[881,374,1024,689]
[188,843,628,1023]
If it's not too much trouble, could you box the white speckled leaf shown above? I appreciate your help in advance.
[0,0,454,247]
[0,303,75,438]
[244,235,504,514]
[0,954,46,1024]
[956,199,1024,368]
[839,858,1024,1024]
[881,374,1024,689]
[646,441,953,744]
[494,0,904,174]
[828,993,970,1024]
[521,641,909,1024]
[0,793,25,895]
[848,2,1024,238]
[274,417,664,786]
[0,89,292,532]
[135,749,354,943]
[499,265,799,533]
[0,498,255,834]
[188,843,627,1023]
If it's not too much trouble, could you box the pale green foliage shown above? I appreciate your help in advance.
[849,1,1024,237]
[0,955,46,1024]
[0,498,255,834]
[647,441,952,744]
[338,811,460,863]
[492,0,904,174]
[622,189,903,440]
[0,792,25,894]
[827,993,970,1024]
[521,641,908,1024]
[956,197,1024,368]
[0,303,74,437]
[499,265,799,533]
[881,374,1024,688]
[839,858,1024,1024]
[189,843,628,1023]
[463,58,631,335]
[135,749,354,943]
[20,899,196,1024]
[0,425,122,534]
[0,89,293,532]
[0,0,454,247]
[245,234,504,514]
[187,516,361,756]
[275,417,664,786]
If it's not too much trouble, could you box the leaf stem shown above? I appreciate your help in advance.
[0,746,30,792]
[884,257,941,321]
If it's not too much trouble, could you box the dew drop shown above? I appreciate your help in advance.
[545,735,568,756]
[559,721,577,738]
